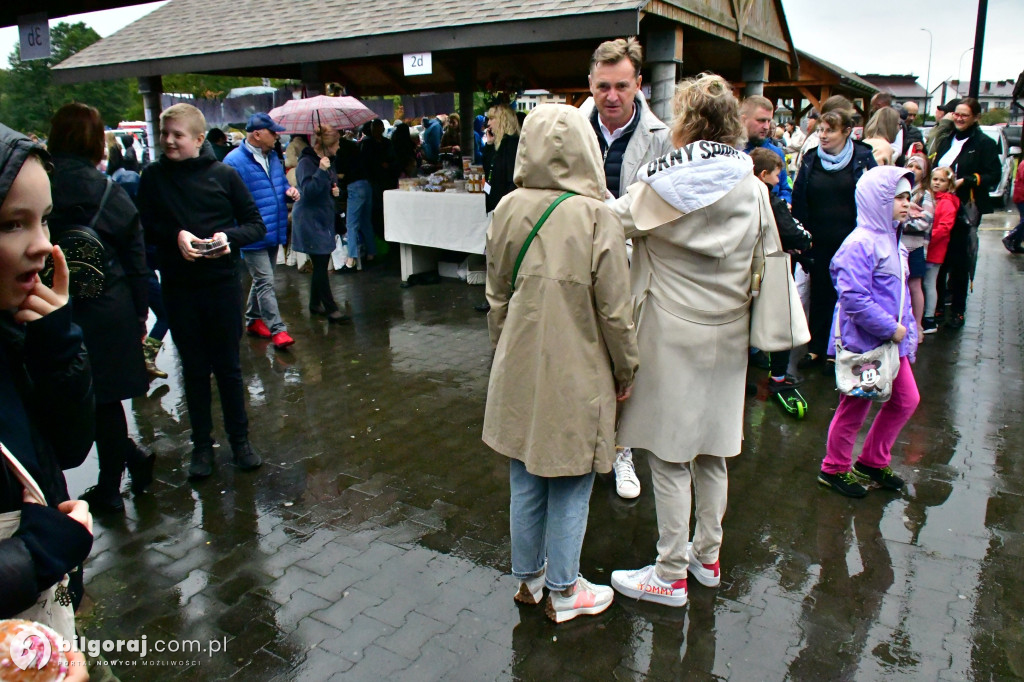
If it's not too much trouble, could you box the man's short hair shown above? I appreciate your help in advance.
[870,92,893,110]
[590,37,643,78]
[160,103,206,138]
[750,147,783,176]
[740,95,774,116]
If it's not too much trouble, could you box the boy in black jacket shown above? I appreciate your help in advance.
[750,148,812,417]
[137,104,266,479]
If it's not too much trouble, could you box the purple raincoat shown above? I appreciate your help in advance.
[828,166,918,362]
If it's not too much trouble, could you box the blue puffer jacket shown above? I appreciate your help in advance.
[223,143,289,250]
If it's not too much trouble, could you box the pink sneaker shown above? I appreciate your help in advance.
[544,576,613,623]
[686,542,721,587]
[272,330,295,349]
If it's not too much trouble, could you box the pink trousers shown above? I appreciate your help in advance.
[822,356,920,474]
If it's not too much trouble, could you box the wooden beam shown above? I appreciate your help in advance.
[797,86,820,111]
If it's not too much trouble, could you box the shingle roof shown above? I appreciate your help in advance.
[56,0,641,71]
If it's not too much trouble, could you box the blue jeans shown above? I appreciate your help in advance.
[345,180,376,258]
[243,246,285,333]
[509,459,595,591]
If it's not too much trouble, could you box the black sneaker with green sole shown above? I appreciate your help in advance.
[817,470,867,498]
[852,462,904,490]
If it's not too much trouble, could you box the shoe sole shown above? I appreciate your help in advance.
[921,329,938,335]
[610,577,687,607]
[615,484,640,500]
[816,474,867,498]
[544,597,613,622]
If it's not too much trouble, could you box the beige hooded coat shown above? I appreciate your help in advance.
[482,105,639,478]
[611,142,764,462]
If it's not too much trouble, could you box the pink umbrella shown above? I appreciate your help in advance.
[268,95,377,135]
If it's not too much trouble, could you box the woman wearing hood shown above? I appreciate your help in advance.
[817,166,920,498]
[482,104,638,623]
[605,74,764,608]
[0,122,94,672]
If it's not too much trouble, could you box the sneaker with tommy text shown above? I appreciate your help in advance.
[686,542,721,587]
[544,575,613,623]
[614,448,641,499]
[610,564,688,607]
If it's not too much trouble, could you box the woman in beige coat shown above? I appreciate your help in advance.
[608,74,764,608]
[483,104,639,623]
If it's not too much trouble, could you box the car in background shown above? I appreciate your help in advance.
[980,125,1021,208]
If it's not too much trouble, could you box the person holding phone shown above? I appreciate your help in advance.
[137,104,267,480]
[0,123,95,675]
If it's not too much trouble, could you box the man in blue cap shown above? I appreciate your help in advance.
[225,112,299,349]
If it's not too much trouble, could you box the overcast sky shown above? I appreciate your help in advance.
[0,0,1020,93]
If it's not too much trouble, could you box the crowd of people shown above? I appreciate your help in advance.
[0,35,1012,670]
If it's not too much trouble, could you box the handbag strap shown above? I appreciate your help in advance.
[1,442,47,506]
[835,228,906,344]
[88,177,115,230]
[509,191,576,296]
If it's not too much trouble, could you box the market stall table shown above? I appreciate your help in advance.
[383,190,489,282]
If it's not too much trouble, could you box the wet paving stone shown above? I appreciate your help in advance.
[67,212,1024,680]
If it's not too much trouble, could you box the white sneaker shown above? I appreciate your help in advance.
[611,564,688,607]
[545,575,614,623]
[686,542,721,588]
[614,448,641,499]
[514,571,546,605]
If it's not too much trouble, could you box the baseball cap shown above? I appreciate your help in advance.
[245,112,286,133]
[937,99,961,113]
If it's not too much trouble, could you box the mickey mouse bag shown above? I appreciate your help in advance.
[833,264,905,403]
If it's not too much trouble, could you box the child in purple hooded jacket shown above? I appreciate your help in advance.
[818,166,920,498]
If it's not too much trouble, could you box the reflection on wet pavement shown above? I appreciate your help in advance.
[68,211,1024,680]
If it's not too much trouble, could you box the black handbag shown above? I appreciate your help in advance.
[40,178,115,300]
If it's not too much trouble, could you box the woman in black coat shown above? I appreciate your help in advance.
[931,97,1002,329]
[484,104,521,214]
[791,98,877,367]
[0,122,95,625]
[48,103,153,512]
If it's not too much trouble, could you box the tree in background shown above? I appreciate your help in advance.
[3,22,135,136]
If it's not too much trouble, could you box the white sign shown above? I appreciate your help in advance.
[403,52,432,77]
[18,14,50,61]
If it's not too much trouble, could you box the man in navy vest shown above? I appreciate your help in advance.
[579,37,673,499]
[225,113,299,349]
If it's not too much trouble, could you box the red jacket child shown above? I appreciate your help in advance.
[926,190,960,265]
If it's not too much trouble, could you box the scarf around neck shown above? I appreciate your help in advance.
[817,136,854,172]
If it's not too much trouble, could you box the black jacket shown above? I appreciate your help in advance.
[486,134,519,214]
[770,193,812,253]
[933,124,1002,215]
[0,307,95,617]
[50,154,148,403]
[791,139,877,252]
[137,142,266,288]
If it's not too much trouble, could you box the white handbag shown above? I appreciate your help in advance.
[833,264,905,403]
[749,183,810,352]
[0,442,77,642]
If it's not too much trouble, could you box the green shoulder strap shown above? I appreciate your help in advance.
[509,191,576,297]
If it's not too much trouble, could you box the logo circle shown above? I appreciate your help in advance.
[10,624,52,671]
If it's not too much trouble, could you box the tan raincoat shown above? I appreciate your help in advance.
[482,105,639,477]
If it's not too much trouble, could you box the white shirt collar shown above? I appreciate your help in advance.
[598,104,639,147]
[245,139,271,176]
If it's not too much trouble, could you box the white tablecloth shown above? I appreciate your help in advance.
[383,190,489,254]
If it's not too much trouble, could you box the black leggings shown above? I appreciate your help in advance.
[95,401,130,485]
[309,254,339,314]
